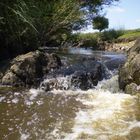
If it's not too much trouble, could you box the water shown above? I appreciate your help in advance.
[0,49,140,140]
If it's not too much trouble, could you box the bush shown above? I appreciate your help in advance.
[100,29,124,41]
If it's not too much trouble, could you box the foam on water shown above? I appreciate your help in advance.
[61,76,140,140]
[0,75,140,140]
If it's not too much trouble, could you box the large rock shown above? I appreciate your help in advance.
[119,39,140,94]
[40,58,108,91]
[1,51,61,87]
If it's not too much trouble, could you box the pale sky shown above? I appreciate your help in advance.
[83,0,140,33]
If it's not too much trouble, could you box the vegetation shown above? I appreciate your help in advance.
[119,29,140,40]
[100,29,124,41]
[72,28,124,47]
[0,0,119,60]
[72,28,140,48]
[92,16,109,32]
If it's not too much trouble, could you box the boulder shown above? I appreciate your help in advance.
[71,62,103,90]
[105,57,126,70]
[40,59,107,91]
[119,39,140,94]
[71,71,89,90]
[1,51,61,87]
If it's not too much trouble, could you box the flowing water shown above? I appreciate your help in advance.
[0,49,140,140]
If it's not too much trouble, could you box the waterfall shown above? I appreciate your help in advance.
[0,50,139,140]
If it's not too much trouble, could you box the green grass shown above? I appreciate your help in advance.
[119,29,140,39]
[77,32,99,40]
[71,28,140,48]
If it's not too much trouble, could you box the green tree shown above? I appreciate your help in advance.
[92,16,109,32]
[0,0,119,60]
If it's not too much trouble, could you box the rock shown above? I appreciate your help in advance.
[40,59,107,91]
[125,83,140,95]
[47,53,62,70]
[119,38,140,94]
[105,58,126,70]
[71,71,89,90]
[71,62,103,90]
[1,51,61,87]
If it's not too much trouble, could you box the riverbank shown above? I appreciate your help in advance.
[73,28,140,53]
[103,39,136,53]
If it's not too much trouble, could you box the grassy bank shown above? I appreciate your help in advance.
[119,29,140,40]
[72,28,140,49]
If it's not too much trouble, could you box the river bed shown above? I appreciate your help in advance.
[0,48,140,140]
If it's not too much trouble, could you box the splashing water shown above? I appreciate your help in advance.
[0,74,140,140]
[0,50,139,140]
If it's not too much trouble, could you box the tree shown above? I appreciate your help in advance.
[0,0,119,58]
[92,16,109,32]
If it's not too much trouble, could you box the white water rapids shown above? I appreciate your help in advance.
[47,75,140,140]
[0,50,140,140]
[0,75,140,140]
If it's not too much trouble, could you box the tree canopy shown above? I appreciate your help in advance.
[92,16,109,32]
[0,0,119,51]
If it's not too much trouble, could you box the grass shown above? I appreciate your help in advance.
[119,29,140,39]
[70,28,140,49]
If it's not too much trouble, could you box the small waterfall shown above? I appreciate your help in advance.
[0,51,139,140]
[0,74,140,139]
[40,63,113,91]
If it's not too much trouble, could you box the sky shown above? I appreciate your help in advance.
[83,0,140,33]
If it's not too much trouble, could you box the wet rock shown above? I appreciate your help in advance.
[71,63,103,90]
[119,38,140,94]
[125,83,140,95]
[41,59,107,91]
[71,71,89,90]
[105,58,126,70]
[1,51,61,87]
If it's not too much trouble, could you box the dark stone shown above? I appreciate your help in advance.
[71,71,89,90]
[1,51,61,87]
[105,58,126,70]
[41,58,107,91]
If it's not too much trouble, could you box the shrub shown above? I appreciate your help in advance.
[100,29,124,41]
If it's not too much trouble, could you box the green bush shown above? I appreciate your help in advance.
[100,29,124,41]
[0,0,120,60]
[70,33,99,48]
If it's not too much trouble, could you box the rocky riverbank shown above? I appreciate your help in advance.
[0,50,108,90]
[0,38,139,95]
[0,51,124,91]
[96,37,136,53]
[119,38,140,95]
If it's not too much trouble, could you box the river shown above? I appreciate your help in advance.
[0,48,140,140]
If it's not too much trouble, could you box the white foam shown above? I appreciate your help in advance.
[11,98,19,104]
[20,133,30,140]
[0,96,5,102]
[63,76,139,139]
[29,88,40,100]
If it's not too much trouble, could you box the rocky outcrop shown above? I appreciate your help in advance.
[1,51,61,87]
[119,39,140,94]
